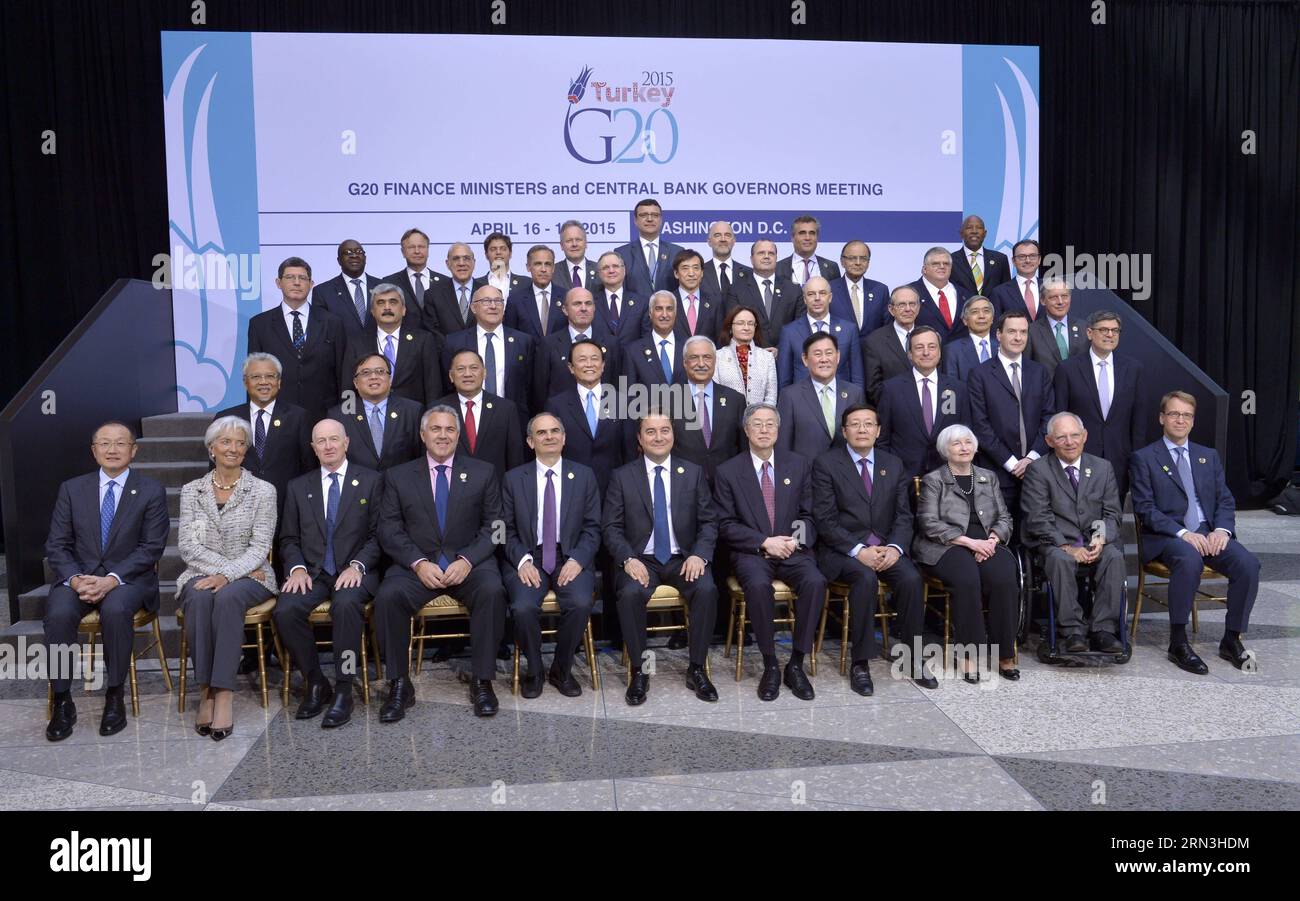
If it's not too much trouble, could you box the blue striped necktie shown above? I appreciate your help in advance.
[100,480,117,549]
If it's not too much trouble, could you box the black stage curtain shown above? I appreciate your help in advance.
[1,0,1297,502]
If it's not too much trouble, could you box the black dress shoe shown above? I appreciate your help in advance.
[321,690,354,728]
[962,670,981,684]
[850,663,875,697]
[520,671,544,699]
[783,662,815,701]
[294,679,334,720]
[99,689,127,736]
[46,696,77,742]
[625,672,649,706]
[757,666,781,701]
[666,632,688,650]
[379,677,416,722]
[472,680,499,717]
[1218,637,1252,670]
[1092,631,1124,654]
[999,667,1021,681]
[685,666,718,702]
[210,723,235,741]
[236,649,259,675]
[1168,642,1209,675]
[911,668,939,690]
[547,666,582,697]
[1065,635,1089,654]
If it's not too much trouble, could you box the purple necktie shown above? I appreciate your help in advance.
[1067,464,1079,493]
[921,377,934,434]
[573,264,582,289]
[697,389,712,448]
[803,258,812,283]
[542,470,557,574]
[760,462,776,531]
[859,458,881,546]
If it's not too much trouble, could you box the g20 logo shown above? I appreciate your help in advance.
[563,66,680,165]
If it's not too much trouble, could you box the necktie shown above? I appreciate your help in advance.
[383,334,396,371]
[254,409,267,461]
[1023,279,1036,319]
[921,377,934,434]
[464,400,478,453]
[434,464,450,567]
[970,253,983,291]
[761,279,773,318]
[100,480,117,549]
[412,272,425,308]
[351,279,366,324]
[858,459,881,546]
[1010,361,1027,456]
[538,290,550,335]
[802,258,812,284]
[659,339,672,381]
[760,461,776,531]
[1055,322,1069,359]
[369,404,385,457]
[585,390,598,437]
[458,286,469,323]
[851,282,862,327]
[1066,464,1079,494]
[1175,448,1202,533]
[572,264,582,290]
[815,320,825,333]
[484,333,497,395]
[937,288,953,329]
[647,243,658,282]
[719,262,730,295]
[291,310,305,351]
[697,389,712,448]
[1098,360,1111,418]
[821,385,835,436]
[652,465,671,563]
[608,292,620,329]
[979,338,990,362]
[686,293,698,334]
[323,472,340,574]
[542,470,558,574]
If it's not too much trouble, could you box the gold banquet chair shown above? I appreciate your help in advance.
[278,600,375,707]
[177,596,283,711]
[45,607,173,718]
[408,594,472,675]
[724,576,818,681]
[510,590,601,695]
[620,584,711,684]
[815,581,894,675]
[1130,517,1229,642]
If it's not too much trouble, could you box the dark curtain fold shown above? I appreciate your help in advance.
[1,0,1296,501]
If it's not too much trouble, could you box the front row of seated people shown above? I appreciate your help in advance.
[42,388,1259,739]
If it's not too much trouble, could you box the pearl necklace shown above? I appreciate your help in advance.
[949,466,975,496]
[211,469,242,491]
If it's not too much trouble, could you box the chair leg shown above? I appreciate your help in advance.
[622,644,630,686]
[359,628,371,705]
[512,644,521,696]
[584,620,600,690]
[371,626,384,683]
[723,595,736,659]
[46,682,53,718]
[814,594,829,670]
[1130,571,1145,643]
[734,600,746,682]
[280,648,292,708]
[85,632,98,692]
[128,652,140,717]
[178,629,188,713]
[152,617,174,693]
[254,623,269,709]
[840,600,850,676]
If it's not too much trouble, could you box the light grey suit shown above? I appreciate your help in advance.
[911,465,1013,566]
[1020,453,1124,639]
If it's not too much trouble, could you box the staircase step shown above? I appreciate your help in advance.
[19,581,180,620]
[168,487,180,517]
[132,436,208,464]
[141,413,213,439]
[130,461,210,488]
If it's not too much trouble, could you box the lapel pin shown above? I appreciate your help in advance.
[840,391,848,399]
[704,301,710,309]
[719,397,727,406]
[273,419,281,427]
[405,333,413,341]
[433,275,441,282]
[1084,468,1092,477]
[356,414,364,421]
[567,471,574,480]
[879,469,886,476]
[359,498,367,504]
[978,475,987,482]
[783,477,791,485]
[868,293,875,301]
[775,288,782,295]
[351,478,359,486]
[517,355,524,361]
[486,401,493,409]
[660,253,668,261]
[390,411,398,419]
[834,325,842,332]
[508,335,515,343]
[676,466,685,474]
[645,348,652,356]
[130,489,137,495]
[459,472,468,481]
[1198,457,1206,464]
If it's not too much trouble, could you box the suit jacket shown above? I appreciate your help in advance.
[622,333,688,387]
[862,323,913,404]
[950,247,1011,296]
[811,446,913,567]
[665,287,726,342]
[776,379,863,461]
[942,333,999,382]
[377,454,502,569]
[602,456,717,565]
[437,391,527,479]
[990,277,1040,319]
[777,316,863,388]
[246,306,346,425]
[553,258,600,294]
[419,278,476,344]
[702,258,752,298]
[443,325,540,418]
[776,254,841,285]
[504,281,569,341]
[381,268,444,333]
[829,276,891,335]
[713,450,817,555]
[908,278,973,342]
[876,371,972,481]
[312,273,381,335]
[911,464,1013,566]
[615,238,686,299]
[1028,314,1088,375]
[545,387,629,495]
[537,323,619,400]
[1053,351,1147,495]
[591,284,647,347]
[45,470,168,596]
[326,394,424,471]
[967,356,1057,488]
[211,402,315,514]
[341,326,443,408]
[1020,453,1122,550]
[726,272,804,347]
[278,464,383,588]
[501,460,602,569]
[175,473,278,593]
[671,382,748,482]
[1130,440,1237,562]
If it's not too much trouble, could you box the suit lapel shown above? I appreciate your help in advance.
[523,467,540,548]
[669,463,689,539]
[633,459,655,523]
[415,460,443,540]
[1155,443,1186,495]
[301,476,326,543]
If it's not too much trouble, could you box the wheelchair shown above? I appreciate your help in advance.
[1015,542,1132,666]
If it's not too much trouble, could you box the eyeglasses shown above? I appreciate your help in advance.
[279,274,311,283]
[247,373,279,383]
[472,298,504,307]
[1090,326,1122,335]
[356,367,391,379]
[747,421,779,432]
[93,440,133,450]
[1162,411,1194,420]
[1013,253,1041,262]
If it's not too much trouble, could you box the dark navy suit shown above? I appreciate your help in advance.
[829,276,891,335]
[776,316,863,388]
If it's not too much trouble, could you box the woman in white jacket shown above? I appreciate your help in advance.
[714,304,777,406]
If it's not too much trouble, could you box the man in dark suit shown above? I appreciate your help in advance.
[1020,413,1127,654]
[591,251,646,348]
[374,406,507,718]
[671,336,747,483]
[666,249,725,342]
[729,239,803,348]
[247,257,346,425]
[274,418,384,728]
[505,244,568,340]
[1053,309,1147,499]
[341,283,443,408]
[989,238,1044,320]
[877,326,971,482]
[907,247,972,342]
[614,198,685,298]
[1028,277,1088,376]
[43,422,169,741]
[714,403,826,701]
[438,348,527,479]
[473,232,530,299]
[968,310,1057,515]
[553,220,600,294]
[830,240,891,334]
[501,413,602,697]
[776,277,862,387]
[776,332,864,460]
[777,215,841,286]
[538,287,618,400]
[950,215,1010,296]
[622,291,688,388]
[942,296,999,382]
[383,227,445,333]
[702,220,752,297]
[327,354,424,471]
[312,239,381,335]
[419,242,477,344]
[812,405,934,695]
[602,412,720,705]
[1130,391,1260,675]
[444,285,540,419]
[863,286,922,404]
[545,339,627,494]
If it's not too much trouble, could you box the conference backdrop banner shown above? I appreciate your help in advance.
[161,32,1038,411]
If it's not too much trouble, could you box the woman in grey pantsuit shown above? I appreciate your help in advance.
[177,415,278,740]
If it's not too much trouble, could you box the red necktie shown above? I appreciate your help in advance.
[1023,280,1037,320]
[464,399,478,453]
[937,288,953,329]
[760,462,776,532]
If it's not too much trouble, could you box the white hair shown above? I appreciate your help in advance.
[935,423,978,461]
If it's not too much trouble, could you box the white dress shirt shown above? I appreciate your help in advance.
[486,269,513,298]
[476,325,506,393]
[642,455,681,555]
[376,325,401,364]
[641,237,661,272]
[893,320,912,352]
[1090,348,1113,415]
[281,301,310,338]
[651,331,676,375]
[996,351,1041,469]
[248,399,276,433]
[806,314,832,334]
[791,255,821,285]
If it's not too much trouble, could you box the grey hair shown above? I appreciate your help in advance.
[558,219,586,236]
[370,281,407,306]
[742,402,780,430]
[527,412,566,437]
[1047,411,1085,436]
[420,404,461,432]
[649,289,677,309]
[683,335,716,355]
[923,246,953,265]
[242,352,282,378]
[935,423,978,461]
[205,415,254,452]
[1086,309,1121,328]
[961,295,994,319]
[1041,275,1071,296]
